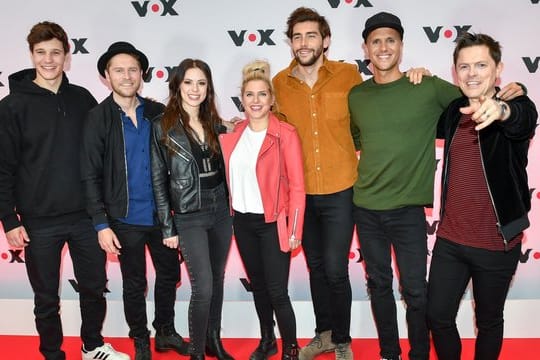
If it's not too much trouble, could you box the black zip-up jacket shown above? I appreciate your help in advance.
[80,94,165,227]
[437,94,537,248]
[0,69,97,232]
[151,116,226,238]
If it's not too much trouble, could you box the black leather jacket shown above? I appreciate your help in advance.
[437,94,537,248]
[151,116,226,238]
[81,94,165,227]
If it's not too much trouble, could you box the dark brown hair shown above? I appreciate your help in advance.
[286,7,331,41]
[453,32,502,66]
[27,21,69,53]
[161,58,222,155]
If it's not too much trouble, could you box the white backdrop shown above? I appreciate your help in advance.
[1,0,539,339]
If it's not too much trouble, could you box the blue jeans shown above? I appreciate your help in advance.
[302,188,354,344]
[353,205,429,360]
[427,237,521,360]
[233,212,297,346]
[24,217,107,360]
[173,183,232,356]
[111,221,181,338]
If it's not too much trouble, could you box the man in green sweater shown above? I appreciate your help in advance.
[348,12,524,360]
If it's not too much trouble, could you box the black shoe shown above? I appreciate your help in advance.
[155,326,190,355]
[282,343,299,360]
[249,327,277,360]
[191,355,205,360]
[205,328,234,360]
[134,336,152,360]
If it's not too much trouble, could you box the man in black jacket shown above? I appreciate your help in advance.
[0,22,129,360]
[427,32,537,360]
[80,42,188,360]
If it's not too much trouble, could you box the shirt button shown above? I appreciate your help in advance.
[312,113,316,117]
[315,148,319,153]
[314,131,318,135]
[316,166,321,171]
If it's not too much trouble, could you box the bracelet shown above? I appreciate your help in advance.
[496,99,509,120]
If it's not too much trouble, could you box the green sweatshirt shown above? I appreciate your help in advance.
[349,75,460,210]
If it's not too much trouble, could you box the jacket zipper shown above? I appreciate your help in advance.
[120,117,129,218]
[477,132,508,250]
[168,134,202,207]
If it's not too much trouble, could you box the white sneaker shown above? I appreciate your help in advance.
[82,343,130,360]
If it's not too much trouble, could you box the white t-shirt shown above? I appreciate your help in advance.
[229,126,266,214]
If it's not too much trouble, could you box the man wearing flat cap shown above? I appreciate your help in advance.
[81,41,189,360]
[348,11,525,360]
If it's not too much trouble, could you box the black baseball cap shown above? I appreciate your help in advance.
[362,12,404,41]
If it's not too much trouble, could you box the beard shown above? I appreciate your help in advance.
[294,46,324,67]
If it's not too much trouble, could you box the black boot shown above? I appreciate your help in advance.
[282,343,299,360]
[190,355,205,360]
[134,335,152,360]
[249,325,277,360]
[155,325,190,355]
[205,328,234,360]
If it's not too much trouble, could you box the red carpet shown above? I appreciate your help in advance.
[1,336,538,359]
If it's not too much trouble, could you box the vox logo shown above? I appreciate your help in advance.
[423,25,472,43]
[143,66,177,82]
[0,71,4,87]
[131,0,178,16]
[231,97,244,112]
[354,59,372,76]
[522,57,539,73]
[71,38,89,54]
[327,0,373,7]
[2,249,24,263]
[227,30,275,46]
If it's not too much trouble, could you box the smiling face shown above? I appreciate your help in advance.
[242,79,273,123]
[364,27,403,78]
[31,38,66,90]
[105,53,142,99]
[290,21,329,67]
[455,44,502,101]
[180,67,208,111]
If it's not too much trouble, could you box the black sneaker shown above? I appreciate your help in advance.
[155,327,190,355]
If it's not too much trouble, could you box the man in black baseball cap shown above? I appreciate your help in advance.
[82,42,189,359]
[362,11,404,41]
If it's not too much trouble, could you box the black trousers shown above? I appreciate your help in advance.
[302,188,354,345]
[112,221,181,338]
[427,237,521,360]
[233,212,297,347]
[24,217,107,360]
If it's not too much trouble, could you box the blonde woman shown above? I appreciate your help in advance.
[219,60,305,360]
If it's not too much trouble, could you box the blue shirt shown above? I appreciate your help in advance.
[95,99,155,231]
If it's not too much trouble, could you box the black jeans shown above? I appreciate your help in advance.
[233,212,297,347]
[353,205,429,360]
[427,237,521,360]
[302,188,353,344]
[24,217,107,360]
[173,183,232,356]
[111,221,181,338]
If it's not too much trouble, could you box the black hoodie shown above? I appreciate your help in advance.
[0,69,97,232]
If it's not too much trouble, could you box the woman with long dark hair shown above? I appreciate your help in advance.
[151,58,234,360]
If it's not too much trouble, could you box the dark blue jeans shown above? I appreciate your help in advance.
[173,183,232,356]
[111,221,181,338]
[233,212,297,347]
[302,188,354,344]
[353,205,429,360]
[24,217,107,360]
[427,237,521,360]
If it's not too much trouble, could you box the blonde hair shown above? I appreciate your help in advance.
[241,60,273,95]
